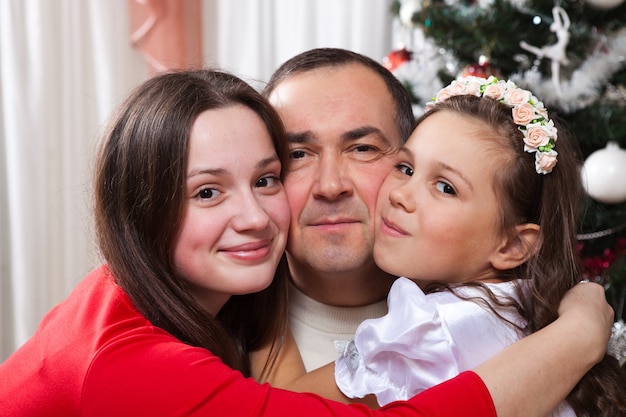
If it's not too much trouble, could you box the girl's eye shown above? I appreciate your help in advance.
[435,181,456,195]
[397,163,413,177]
[256,175,280,188]
[198,187,221,200]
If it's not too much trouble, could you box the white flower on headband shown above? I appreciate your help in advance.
[428,76,558,175]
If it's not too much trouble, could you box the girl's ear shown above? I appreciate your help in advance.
[490,223,540,271]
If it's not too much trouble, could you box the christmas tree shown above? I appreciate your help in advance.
[386,0,626,333]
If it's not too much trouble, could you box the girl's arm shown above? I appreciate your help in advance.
[259,282,613,417]
[475,281,613,417]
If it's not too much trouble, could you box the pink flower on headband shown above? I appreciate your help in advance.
[504,86,531,106]
[483,83,506,100]
[429,75,558,175]
[512,103,537,126]
[536,151,558,175]
[435,87,452,102]
[464,80,482,96]
[524,125,552,149]
[448,80,468,96]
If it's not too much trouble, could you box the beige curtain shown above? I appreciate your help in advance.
[0,0,146,361]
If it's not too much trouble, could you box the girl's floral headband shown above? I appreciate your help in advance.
[428,76,558,175]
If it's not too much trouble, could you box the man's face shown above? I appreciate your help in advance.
[268,64,402,284]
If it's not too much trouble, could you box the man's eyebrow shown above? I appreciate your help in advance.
[286,126,391,145]
[342,126,383,140]
[286,131,314,144]
[343,126,395,149]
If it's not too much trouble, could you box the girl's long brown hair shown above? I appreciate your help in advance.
[93,69,289,376]
[424,95,626,416]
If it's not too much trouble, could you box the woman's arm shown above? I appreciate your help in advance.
[250,328,378,407]
[258,282,612,417]
[475,281,613,417]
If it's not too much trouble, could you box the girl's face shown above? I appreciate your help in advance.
[374,111,507,285]
[172,105,290,316]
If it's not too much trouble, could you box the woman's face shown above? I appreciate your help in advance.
[172,105,290,315]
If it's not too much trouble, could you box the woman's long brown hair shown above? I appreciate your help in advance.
[93,69,289,376]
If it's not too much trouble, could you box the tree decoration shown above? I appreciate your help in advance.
[383,47,413,72]
[399,0,423,28]
[581,142,626,204]
[519,6,571,95]
[609,320,626,367]
[459,55,503,79]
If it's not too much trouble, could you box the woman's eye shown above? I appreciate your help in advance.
[397,163,413,177]
[256,175,280,188]
[198,187,221,200]
[435,181,456,195]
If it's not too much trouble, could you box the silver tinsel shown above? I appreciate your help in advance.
[391,1,626,112]
[607,320,626,367]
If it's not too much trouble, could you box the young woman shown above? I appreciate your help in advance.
[0,69,501,416]
[334,76,626,415]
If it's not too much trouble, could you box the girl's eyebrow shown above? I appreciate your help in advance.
[435,161,474,191]
[397,147,412,159]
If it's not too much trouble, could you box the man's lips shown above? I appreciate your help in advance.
[309,217,359,226]
[308,218,360,231]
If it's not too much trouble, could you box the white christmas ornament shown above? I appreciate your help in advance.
[585,0,625,9]
[581,142,626,204]
[399,0,422,28]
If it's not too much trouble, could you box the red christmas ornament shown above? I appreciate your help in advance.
[383,48,412,71]
[460,60,503,79]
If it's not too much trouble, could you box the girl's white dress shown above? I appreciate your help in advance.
[334,277,575,416]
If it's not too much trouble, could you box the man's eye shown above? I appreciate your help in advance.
[289,150,306,159]
[435,181,456,195]
[397,163,413,176]
[354,145,375,153]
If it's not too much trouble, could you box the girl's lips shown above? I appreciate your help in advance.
[380,217,409,237]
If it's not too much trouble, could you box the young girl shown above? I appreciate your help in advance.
[0,68,506,416]
[334,76,626,416]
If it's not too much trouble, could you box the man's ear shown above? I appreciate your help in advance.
[490,223,540,271]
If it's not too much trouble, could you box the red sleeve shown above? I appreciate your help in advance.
[82,330,496,417]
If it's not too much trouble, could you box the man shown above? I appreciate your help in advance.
[261,48,612,416]
[263,48,414,371]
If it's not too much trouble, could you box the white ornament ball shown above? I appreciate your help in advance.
[581,142,626,204]
[585,0,625,9]
[399,0,422,28]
